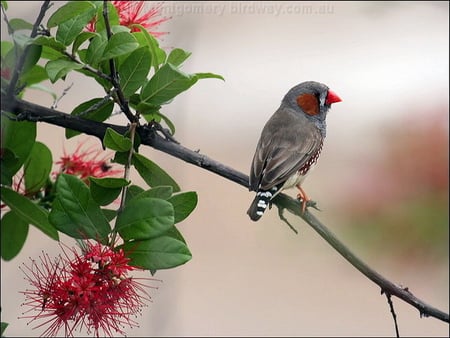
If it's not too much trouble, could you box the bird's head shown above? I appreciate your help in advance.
[282,81,342,123]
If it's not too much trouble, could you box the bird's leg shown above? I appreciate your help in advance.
[296,184,310,213]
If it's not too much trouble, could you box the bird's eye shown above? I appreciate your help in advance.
[318,93,326,107]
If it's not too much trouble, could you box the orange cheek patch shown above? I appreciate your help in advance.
[296,93,319,116]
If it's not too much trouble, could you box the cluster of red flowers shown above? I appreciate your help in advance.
[20,242,157,337]
[86,1,170,37]
[55,143,123,183]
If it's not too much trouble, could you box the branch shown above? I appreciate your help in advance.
[102,0,136,124]
[1,95,449,324]
[5,1,51,97]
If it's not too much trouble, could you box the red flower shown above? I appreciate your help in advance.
[55,143,123,183]
[86,1,170,37]
[20,241,159,337]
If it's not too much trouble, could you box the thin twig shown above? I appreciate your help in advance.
[63,51,112,82]
[75,91,115,118]
[5,1,51,97]
[1,95,449,324]
[102,1,137,123]
[51,83,73,109]
[110,122,137,246]
[385,292,400,337]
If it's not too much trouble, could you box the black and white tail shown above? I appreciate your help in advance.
[247,187,278,221]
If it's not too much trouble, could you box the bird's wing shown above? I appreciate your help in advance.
[249,109,322,191]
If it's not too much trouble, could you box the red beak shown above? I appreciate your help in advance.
[325,90,342,105]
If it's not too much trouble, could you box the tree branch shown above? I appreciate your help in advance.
[1,95,449,324]
[5,0,51,97]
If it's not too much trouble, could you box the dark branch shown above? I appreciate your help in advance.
[5,1,51,97]
[385,292,400,337]
[1,95,449,324]
[102,0,136,123]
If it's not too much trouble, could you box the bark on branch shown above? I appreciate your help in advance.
[1,95,449,324]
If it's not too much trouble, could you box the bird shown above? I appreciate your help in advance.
[247,81,341,221]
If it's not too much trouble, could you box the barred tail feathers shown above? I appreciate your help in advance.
[247,188,277,221]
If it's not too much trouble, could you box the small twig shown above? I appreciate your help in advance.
[75,91,116,118]
[276,204,298,234]
[1,2,14,35]
[148,121,180,144]
[51,83,73,109]
[63,51,112,82]
[5,0,52,97]
[110,122,137,246]
[385,292,400,337]
[102,1,137,124]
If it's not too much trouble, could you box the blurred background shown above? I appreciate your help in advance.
[1,1,448,336]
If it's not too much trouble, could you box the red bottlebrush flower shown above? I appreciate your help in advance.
[55,142,123,183]
[112,1,170,36]
[20,241,159,337]
[86,1,170,37]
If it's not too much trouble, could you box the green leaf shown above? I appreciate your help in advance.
[0,148,18,186]
[132,153,180,192]
[9,18,33,31]
[47,1,96,28]
[89,177,129,206]
[167,48,191,67]
[45,57,84,83]
[1,321,9,336]
[0,117,36,179]
[142,111,176,135]
[112,151,128,165]
[102,208,117,222]
[116,197,174,240]
[92,2,119,33]
[168,192,198,224]
[66,98,114,138]
[140,63,196,106]
[19,65,49,86]
[48,174,111,242]
[119,47,151,97]
[131,26,166,70]
[41,45,64,61]
[129,186,173,203]
[24,142,52,194]
[21,44,42,75]
[101,31,139,61]
[120,235,192,270]
[125,185,145,203]
[85,34,107,67]
[0,187,58,240]
[103,128,132,152]
[1,211,29,261]
[72,31,97,55]
[56,11,97,46]
[193,72,225,81]
[1,40,14,56]
[164,225,188,244]
[32,36,66,53]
